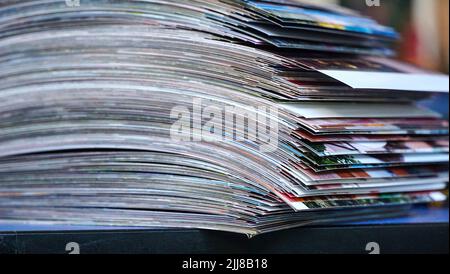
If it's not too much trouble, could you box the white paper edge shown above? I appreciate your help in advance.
[319,70,450,93]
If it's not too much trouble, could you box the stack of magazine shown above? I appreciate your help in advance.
[0,0,448,236]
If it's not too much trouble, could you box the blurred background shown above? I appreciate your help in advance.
[319,0,449,74]
[316,0,449,117]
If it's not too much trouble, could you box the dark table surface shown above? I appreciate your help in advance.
[0,206,448,254]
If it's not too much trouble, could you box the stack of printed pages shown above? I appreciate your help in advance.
[0,0,448,236]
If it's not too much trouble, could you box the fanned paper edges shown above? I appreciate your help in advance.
[0,0,448,235]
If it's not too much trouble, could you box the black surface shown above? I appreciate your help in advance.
[0,223,448,254]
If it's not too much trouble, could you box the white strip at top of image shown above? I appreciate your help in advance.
[319,70,449,93]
